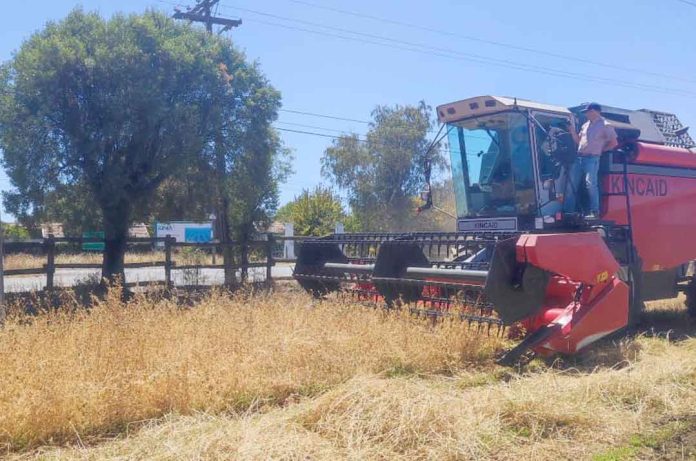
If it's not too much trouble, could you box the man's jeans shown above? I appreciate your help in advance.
[563,155,600,214]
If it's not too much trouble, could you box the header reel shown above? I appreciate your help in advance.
[294,231,630,363]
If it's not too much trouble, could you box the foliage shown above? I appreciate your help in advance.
[149,172,215,224]
[0,9,285,280]
[225,129,291,242]
[275,186,348,236]
[321,101,444,231]
[43,182,104,236]
[409,177,457,232]
[2,222,30,241]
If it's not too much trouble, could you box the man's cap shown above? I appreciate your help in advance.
[579,102,602,113]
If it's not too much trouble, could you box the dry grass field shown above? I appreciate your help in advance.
[4,253,164,270]
[0,290,693,460]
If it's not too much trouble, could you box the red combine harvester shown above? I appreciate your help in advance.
[293,96,696,363]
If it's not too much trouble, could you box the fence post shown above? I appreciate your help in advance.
[223,242,235,288]
[0,215,5,325]
[164,235,173,288]
[284,223,295,260]
[266,233,274,289]
[45,234,56,290]
[240,241,249,283]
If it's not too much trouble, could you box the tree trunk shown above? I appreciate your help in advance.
[101,203,131,284]
[215,198,237,288]
[212,127,236,288]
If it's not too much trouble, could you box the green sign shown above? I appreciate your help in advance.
[82,231,105,251]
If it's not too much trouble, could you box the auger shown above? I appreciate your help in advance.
[294,96,696,363]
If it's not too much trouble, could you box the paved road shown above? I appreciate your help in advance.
[4,264,296,293]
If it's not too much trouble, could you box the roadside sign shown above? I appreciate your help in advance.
[82,231,105,251]
[155,221,213,246]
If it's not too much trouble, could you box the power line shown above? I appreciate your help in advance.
[278,112,442,139]
[276,126,367,142]
[279,108,370,124]
[285,0,696,85]
[159,0,696,97]
[275,126,487,155]
[218,4,696,97]
[276,121,363,134]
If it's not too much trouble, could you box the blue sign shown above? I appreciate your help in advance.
[185,227,212,243]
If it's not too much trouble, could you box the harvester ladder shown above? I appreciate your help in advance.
[603,151,635,265]
[620,151,644,324]
[619,152,635,266]
[604,151,639,311]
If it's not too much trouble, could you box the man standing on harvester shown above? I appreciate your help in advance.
[565,102,618,218]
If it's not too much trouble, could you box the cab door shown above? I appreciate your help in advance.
[529,111,573,218]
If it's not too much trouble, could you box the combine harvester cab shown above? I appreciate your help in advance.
[294,95,696,363]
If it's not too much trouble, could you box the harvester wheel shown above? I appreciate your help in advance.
[626,263,645,329]
[686,277,696,318]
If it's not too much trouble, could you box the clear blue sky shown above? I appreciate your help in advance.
[1,0,695,220]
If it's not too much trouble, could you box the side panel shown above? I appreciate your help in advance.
[517,232,620,285]
[602,173,696,271]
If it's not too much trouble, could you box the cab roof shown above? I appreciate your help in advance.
[436,95,570,124]
[437,95,695,149]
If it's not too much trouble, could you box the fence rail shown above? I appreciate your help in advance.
[0,233,306,293]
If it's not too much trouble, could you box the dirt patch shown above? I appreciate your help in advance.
[645,416,696,460]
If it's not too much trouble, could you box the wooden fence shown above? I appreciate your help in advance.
[0,234,304,292]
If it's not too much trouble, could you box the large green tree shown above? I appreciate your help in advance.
[322,102,444,231]
[0,9,285,281]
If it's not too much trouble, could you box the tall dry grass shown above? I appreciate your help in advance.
[18,336,696,460]
[3,293,695,460]
[0,289,503,453]
[18,336,695,461]
[3,253,165,271]
[3,250,227,271]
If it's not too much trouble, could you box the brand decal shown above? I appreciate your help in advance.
[609,176,668,197]
[458,218,518,232]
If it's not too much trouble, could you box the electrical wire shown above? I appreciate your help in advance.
[275,121,362,134]
[215,3,696,97]
[276,126,360,141]
[275,126,485,157]
[278,108,370,124]
[162,0,696,152]
[284,0,696,84]
[160,0,696,97]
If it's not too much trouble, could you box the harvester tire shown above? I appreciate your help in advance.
[626,263,645,329]
[686,278,696,319]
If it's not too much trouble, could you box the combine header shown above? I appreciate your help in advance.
[294,96,696,363]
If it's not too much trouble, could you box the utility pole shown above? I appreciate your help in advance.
[173,0,241,286]
[173,0,242,34]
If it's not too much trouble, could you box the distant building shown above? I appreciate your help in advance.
[128,223,150,239]
[41,223,65,239]
[40,222,151,239]
[265,221,286,234]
